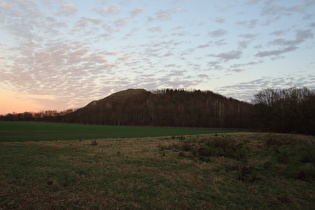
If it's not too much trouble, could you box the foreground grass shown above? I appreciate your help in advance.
[1,132,315,209]
[0,121,234,142]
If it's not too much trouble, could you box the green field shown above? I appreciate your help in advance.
[0,122,314,209]
[0,121,235,142]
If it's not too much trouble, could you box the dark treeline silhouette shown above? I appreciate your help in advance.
[62,89,252,128]
[252,87,315,134]
[0,109,76,122]
[1,87,314,134]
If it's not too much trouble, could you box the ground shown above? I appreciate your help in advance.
[1,132,314,209]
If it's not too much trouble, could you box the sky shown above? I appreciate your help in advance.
[0,0,315,114]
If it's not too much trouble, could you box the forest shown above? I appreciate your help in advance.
[62,89,252,128]
[252,87,315,134]
[1,87,314,134]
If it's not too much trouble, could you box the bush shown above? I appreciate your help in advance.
[175,137,249,162]
[91,140,98,146]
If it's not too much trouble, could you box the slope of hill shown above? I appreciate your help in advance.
[63,89,253,128]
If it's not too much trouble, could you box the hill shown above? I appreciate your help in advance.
[63,89,253,128]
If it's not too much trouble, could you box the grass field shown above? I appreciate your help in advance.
[0,122,315,209]
[0,121,235,142]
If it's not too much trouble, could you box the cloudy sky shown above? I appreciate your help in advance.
[1,0,315,114]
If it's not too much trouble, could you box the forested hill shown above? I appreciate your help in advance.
[62,89,253,128]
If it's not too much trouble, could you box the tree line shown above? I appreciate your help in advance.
[0,109,76,122]
[62,89,252,128]
[252,87,315,134]
[1,87,314,134]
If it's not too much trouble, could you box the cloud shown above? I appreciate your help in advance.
[87,17,102,24]
[216,74,315,102]
[48,20,67,29]
[261,2,309,17]
[0,0,42,20]
[1,0,314,112]
[236,19,259,29]
[74,16,102,29]
[96,5,120,16]
[295,29,314,43]
[209,50,242,61]
[1,38,118,108]
[238,40,250,48]
[255,46,298,57]
[231,61,262,68]
[172,31,189,37]
[0,2,11,8]
[130,8,144,17]
[98,33,111,40]
[84,53,108,63]
[255,29,314,57]
[269,29,314,47]
[214,39,227,46]
[207,61,224,71]
[214,17,225,23]
[147,8,183,22]
[238,33,259,39]
[148,26,163,32]
[231,69,249,73]
[114,17,130,27]
[209,29,228,38]
[63,3,75,10]
[104,51,120,55]
[270,30,288,36]
[61,3,77,15]
[197,44,211,49]
[152,10,172,21]
[255,29,313,58]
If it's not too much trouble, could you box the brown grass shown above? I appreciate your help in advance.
[1,132,314,209]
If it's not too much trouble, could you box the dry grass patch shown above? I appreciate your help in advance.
[1,132,315,209]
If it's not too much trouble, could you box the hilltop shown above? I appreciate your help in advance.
[63,89,252,128]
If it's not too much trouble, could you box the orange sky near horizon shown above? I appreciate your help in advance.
[0,87,46,115]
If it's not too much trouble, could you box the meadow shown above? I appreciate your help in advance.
[0,121,234,142]
[0,122,315,209]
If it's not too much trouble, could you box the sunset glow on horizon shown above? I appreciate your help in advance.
[1,0,315,115]
[0,86,43,114]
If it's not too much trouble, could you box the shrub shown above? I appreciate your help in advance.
[91,140,98,146]
[170,137,249,162]
[265,136,294,147]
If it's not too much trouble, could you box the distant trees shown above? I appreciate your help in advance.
[63,89,252,128]
[3,87,314,134]
[252,87,315,134]
[0,109,76,122]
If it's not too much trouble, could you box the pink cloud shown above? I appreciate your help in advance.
[33,51,51,62]
[84,53,108,63]
[84,17,102,24]
[106,52,120,55]
[130,8,144,17]
[70,49,89,56]
[63,3,76,9]
[98,5,120,15]
[0,2,11,8]
[74,17,102,28]
[61,3,77,15]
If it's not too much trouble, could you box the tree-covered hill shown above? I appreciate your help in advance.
[62,89,253,128]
